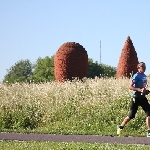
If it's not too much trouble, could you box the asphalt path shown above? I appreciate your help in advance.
[0,132,150,145]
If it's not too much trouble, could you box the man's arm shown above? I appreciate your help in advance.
[129,81,142,92]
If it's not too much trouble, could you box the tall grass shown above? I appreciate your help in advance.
[0,77,150,136]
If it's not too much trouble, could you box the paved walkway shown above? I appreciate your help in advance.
[0,132,150,145]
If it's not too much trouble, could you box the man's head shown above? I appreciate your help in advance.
[137,62,146,73]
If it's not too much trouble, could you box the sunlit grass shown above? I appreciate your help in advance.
[0,77,150,136]
[0,141,150,150]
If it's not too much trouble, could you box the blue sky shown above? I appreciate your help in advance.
[0,1,150,82]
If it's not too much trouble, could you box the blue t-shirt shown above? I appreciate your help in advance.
[131,72,147,97]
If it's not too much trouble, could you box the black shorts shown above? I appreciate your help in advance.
[128,96,150,119]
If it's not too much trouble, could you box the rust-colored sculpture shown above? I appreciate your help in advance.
[116,36,139,78]
[54,42,88,82]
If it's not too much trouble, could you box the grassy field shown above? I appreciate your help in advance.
[0,77,150,149]
[0,141,149,150]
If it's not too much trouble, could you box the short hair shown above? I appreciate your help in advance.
[137,62,146,68]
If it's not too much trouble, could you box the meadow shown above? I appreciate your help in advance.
[0,141,150,150]
[0,77,150,149]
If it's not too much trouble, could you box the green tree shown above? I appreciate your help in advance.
[3,57,116,83]
[3,59,33,83]
[100,63,116,77]
[30,56,54,82]
[87,58,116,78]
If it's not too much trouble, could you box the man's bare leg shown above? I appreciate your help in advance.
[121,116,131,127]
[146,116,150,130]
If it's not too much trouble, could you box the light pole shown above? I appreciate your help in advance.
[100,40,101,64]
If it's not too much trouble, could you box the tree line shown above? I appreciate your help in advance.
[3,56,116,83]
